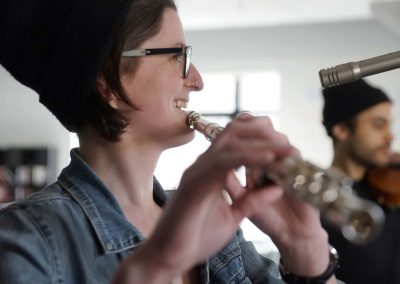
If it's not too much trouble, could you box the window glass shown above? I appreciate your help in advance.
[70,133,79,148]
[239,71,281,113]
[188,73,236,113]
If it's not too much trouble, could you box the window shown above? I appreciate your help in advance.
[240,72,281,123]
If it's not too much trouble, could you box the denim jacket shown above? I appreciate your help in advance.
[0,149,283,284]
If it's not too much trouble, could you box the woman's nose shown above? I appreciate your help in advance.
[185,63,204,91]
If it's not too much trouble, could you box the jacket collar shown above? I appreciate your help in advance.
[58,149,168,254]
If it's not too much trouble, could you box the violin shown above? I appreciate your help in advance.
[367,153,400,207]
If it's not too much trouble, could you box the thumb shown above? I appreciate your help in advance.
[230,185,283,222]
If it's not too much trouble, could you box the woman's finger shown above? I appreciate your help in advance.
[224,170,245,201]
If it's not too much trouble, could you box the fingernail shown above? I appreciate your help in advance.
[236,111,252,120]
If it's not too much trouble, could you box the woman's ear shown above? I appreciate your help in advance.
[95,75,120,109]
[332,123,350,142]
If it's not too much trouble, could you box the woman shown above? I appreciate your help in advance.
[0,0,337,283]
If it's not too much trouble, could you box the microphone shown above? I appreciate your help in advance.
[319,50,400,88]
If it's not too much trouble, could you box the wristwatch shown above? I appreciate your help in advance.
[279,245,339,284]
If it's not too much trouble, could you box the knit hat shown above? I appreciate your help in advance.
[322,79,391,136]
[0,0,133,130]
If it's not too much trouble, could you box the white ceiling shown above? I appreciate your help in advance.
[175,0,398,30]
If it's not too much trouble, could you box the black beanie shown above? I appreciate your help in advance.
[0,0,133,130]
[322,79,391,136]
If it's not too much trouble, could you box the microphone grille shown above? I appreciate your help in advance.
[319,62,360,89]
[319,67,340,89]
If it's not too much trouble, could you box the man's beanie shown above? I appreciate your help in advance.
[0,0,133,130]
[322,79,391,136]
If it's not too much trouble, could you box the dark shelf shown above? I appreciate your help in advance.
[0,147,55,203]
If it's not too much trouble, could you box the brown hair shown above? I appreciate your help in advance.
[81,0,177,141]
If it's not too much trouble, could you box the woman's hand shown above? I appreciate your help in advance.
[223,114,332,278]
[113,113,331,283]
[139,114,297,276]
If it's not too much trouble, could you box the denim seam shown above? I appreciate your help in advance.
[22,206,65,284]
[211,245,241,270]
[210,248,243,282]
[58,178,115,252]
[58,177,144,253]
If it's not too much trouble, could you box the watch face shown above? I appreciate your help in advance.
[279,245,339,284]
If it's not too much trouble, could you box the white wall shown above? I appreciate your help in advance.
[1,19,399,176]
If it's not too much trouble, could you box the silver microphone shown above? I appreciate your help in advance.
[319,50,400,88]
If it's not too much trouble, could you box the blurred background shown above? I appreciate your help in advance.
[1,0,400,259]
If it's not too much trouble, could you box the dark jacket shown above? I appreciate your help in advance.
[322,178,400,284]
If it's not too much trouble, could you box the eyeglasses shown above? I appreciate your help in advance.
[122,46,192,79]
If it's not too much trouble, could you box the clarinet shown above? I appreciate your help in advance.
[186,110,385,245]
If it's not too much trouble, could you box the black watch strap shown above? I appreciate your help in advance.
[279,245,339,284]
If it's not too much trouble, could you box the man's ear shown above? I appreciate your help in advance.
[332,123,350,142]
[95,75,120,109]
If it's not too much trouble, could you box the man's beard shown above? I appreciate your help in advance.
[349,143,391,169]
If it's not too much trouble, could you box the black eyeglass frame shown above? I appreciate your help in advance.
[122,46,192,79]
